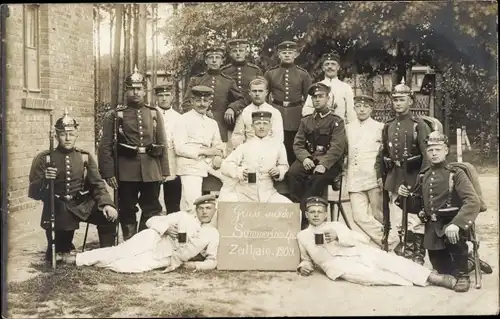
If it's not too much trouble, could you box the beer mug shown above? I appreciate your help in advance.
[247,168,257,184]
[314,232,325,245]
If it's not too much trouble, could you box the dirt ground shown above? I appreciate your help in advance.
[5,173,500,317]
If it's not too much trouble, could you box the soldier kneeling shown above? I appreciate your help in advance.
[28,110,118,264]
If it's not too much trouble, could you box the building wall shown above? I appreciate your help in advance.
[5,4,94,216]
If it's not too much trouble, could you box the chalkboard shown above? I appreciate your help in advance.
[217,202,301,271]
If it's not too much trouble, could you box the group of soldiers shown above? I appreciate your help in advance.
[28,38,491,293]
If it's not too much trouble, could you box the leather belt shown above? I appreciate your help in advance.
[55,190,90,202]
[272,100,302,107]
[55,194,75,201]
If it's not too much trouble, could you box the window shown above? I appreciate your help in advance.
[24,4,40,92]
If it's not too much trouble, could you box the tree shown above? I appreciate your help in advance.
[110,4,123,108]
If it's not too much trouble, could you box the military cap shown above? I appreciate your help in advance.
[251,111,272,122]
[124,65,146,88]
[55,109,79,132]
[153,82,174,94]
[307,82,331,96]
[321,52,341,64]
[305,196,328,209]
[191,85,214,98]
[193,194,217,206]
[392,78,413,98]
[354,95,375,106]
[425,131,449,146]
[277,41,297,51]
[227,38,249,49]
[204,46,225,58]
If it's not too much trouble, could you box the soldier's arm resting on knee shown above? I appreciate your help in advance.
[318,119,347,169]
[450,169,481,230]
[87,154,115,210]
[28,152,50,201]
[220,145,245,180]
[275,144,290,181]
[293,121,312,163]
[191,229,220,271]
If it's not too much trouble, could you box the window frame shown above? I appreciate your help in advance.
[23,4,41,93]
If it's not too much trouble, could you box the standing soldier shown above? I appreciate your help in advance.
[288,83,346,229]
[265,41,312,164]
[181,46,247,149]
[379,79,431,264]
[98,66,170,241]
[221,38,263,100]
[29,111,118,263]
[302,52,355,124]
[154,82,182,214]
[397,131,482,292]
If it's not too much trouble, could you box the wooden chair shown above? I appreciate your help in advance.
[325,173,352,229]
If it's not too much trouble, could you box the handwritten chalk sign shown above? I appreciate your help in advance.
[217,202,301,271]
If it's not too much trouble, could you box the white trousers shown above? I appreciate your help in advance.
[349,187,399,250]
[388,192,425,235]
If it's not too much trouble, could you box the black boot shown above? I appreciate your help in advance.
[454,274,470,292]
[121,223,137,241]
[412,233,426,265]
[97,225,117,248]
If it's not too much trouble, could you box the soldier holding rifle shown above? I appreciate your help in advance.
[28,110,118,265]
[98,66,170,241]
[378,79,431,264]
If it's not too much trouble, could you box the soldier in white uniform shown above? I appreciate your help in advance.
[154,83,182,214]
[231,77,284,149]
[296,196,457,290]
[302,52,355,124]
[173,86,226,212]
[74,194,220,273]
[219,111,291,204]
[346,95,399,249]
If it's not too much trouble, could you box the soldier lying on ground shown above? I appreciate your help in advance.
[71,195,220,273]
[296,196,457,291]
[28,110,118,264]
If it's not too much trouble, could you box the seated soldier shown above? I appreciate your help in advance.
[219,111,291,204]
[28,110,118,264]
[72,195,220,273]
[288,82,346,229]
[296,196,458,291]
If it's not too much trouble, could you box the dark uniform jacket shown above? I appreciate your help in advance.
[181,69,247,142]
[264,63,312,131]
[220,61,263,98]
[378,112,431,193]
[98,103,169,182]
[404,162,481,250]
[293,111,346,170]
[28,147,114,231]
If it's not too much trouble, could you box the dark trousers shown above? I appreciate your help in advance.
[288,160,343,227]
[428,237,469,277]
[44,204,116,257]
[284,130,298,165]
[163,177,182,214]
[118,181,162,231]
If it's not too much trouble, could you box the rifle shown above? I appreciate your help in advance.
[113,110,120,245]
[469,224,482,289]
[47,111,56,269]
[400,131,409,254]
[379,146,390,252]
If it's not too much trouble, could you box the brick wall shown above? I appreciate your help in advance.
[5,4,94,215]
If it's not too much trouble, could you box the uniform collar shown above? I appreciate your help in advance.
[56,145,75,154]
[159,106,172,113]
[232,60,247,67]
[357,117,373,125]
[314,108,331,118]
[396,112,412,121]
[323,76,339,83]
[207,68,221,75]
[280,62,295,69]
[127,102,144,109]
[189,109,208,119]
[431,161,447,169]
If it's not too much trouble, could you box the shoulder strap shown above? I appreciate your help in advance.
[447,170,455,207]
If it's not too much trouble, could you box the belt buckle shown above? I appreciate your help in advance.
[283,101,290,107]
[137,147,146,153]
[430,213,437,222]
[64,194,72,201]
[394,160,401,167]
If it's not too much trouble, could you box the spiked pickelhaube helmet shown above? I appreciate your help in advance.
[425,131,449,147]
[55,109,79,132]
[392,78,414,99]
[124,65,147,88]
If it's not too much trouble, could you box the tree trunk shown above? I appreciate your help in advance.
[137,4,148,73]
[96,6,101,103]
[123,4,131,104]
[109,10,114,103]
[93,6,98,103]
[132,3,139,68]
[111,4,123,108]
